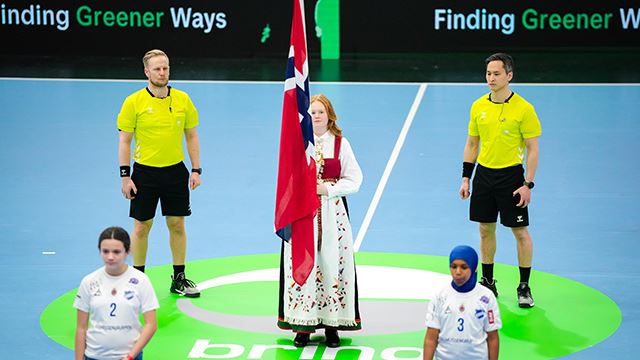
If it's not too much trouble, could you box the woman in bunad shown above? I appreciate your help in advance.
[278,94,363,348]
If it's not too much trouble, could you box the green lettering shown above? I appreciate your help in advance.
[142,12,155,27]
[93,10,102,26]
[129,11,141,27]
[116,11,128,26]
[539,13,549,29]
[604,13,612,28]
[155,12,163,27]
[591,13,603,29]
[548,14,561,29]
[103,11,114,26]
[522,8,538,30]
[76,5,92,26]
[521,9,614,31]
[576,13,588,29]
[563,13,575,29]
[76,6,163,28]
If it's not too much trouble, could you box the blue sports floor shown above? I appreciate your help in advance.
[0,78,638,359]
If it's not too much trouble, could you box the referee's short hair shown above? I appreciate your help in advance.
[485,53,514,74]
[98,226,131,252]
[143,49,169,68]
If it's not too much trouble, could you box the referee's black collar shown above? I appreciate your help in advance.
[146,86,171,98]
[487,91,514,104]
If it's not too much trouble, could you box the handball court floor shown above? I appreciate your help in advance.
[0,77,638,359]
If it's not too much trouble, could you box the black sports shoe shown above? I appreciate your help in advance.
[517,282,535,308]
[170,272,201,297]
[294,333,310,347]
[479,277,498,298]
[325,328,341,348]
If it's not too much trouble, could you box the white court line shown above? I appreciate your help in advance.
[353,83,428,252]
[42,251,56,255]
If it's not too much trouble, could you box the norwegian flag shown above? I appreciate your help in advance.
[275,0,319,286]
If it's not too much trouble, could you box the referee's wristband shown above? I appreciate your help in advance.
[120,165,131,177]
[462,162,475,179]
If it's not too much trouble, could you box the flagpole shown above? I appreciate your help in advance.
[275,0,319,286]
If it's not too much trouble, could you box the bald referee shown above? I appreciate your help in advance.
[118,49,202,297]
[459,53,541,308]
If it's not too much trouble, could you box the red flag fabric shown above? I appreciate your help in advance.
[275,0,319,286]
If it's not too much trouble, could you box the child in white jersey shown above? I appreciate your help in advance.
[423,245,501,360]
[74,226,159,360]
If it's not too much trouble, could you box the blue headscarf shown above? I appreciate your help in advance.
[449,245,478,293]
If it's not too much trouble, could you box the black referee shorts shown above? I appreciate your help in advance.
[470,164,529,227]
[130,162,191,221]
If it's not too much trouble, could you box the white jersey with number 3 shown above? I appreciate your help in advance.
[74,266,159,360]
[425,284,501,360]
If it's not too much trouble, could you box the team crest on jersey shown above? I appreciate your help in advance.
[480,295,489,304]
[459,304,465,313]
[129,277,139,285]
[475,308,486,319]
[124,290,135,300]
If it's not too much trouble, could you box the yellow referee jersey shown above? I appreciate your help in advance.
[468,92,541,169]
[117,87,198,167]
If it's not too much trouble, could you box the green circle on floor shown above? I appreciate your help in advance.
[41,252,620,359]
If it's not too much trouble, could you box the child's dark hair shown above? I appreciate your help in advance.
[98,226,131,252]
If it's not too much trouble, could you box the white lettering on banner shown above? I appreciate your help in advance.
[170,7,227,33]
[0,3,69,30]
[247,344,297,359]
[380,347,422,360]
[299,346,319,359]
[187,340,424,359]
[434,8,515,35]
[187,340,244,358]
[619,8,640,29]
[321,346,375,360]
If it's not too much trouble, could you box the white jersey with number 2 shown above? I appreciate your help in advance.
[74,266,159,360]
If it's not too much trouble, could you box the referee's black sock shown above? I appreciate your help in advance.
[173,264,186,277]
[134,265,145,273]
[519,266,532,284]
[482,263,494,282]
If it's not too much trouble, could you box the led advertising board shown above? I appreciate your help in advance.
[341,1,640,52]
[0,0,320,57]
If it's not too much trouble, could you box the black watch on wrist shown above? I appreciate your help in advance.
[523,180,534,189]
[191,168,202,175]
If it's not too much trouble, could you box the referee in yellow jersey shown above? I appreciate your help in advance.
[459,53,541,308]
[117,49,202,297]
